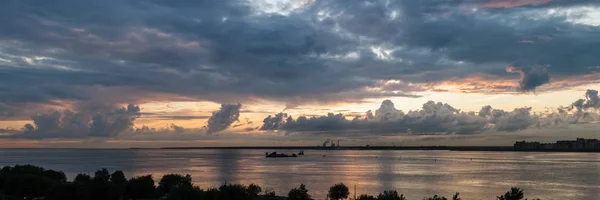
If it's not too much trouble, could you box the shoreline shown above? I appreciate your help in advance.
[157,146,600,152]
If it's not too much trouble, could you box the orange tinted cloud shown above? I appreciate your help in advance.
[437,73,517,93]
[479,0,552,8]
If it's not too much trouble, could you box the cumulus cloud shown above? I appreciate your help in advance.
[571,89,600,111]
[261,99,489,135]
[206,103,242,134]
[10,103,141,138]
[133,123,185,135]
[261,90,600,135]
[374,100,404,121]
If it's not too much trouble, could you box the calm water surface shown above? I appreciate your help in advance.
[0,149,599,199]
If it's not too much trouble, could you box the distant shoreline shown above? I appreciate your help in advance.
[155,146,600,152]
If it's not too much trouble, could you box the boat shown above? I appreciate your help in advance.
[265,152,297,158]
[298,150,304,155]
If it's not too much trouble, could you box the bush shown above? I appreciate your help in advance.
[74,173,92,184]
[247,183,262,197]
[218,184,251,200]
[127,175,157,199]
[158,174,193,195]
[43,169,67,183]
[497,188,524,200]
[167,185,204,200]
[356,194,377,200]
[288,184,311,200]
[263,187,276,197]
[46,183,88,200]
[424,195,447,200]
[93,168,110,183]
[377,190,406,200]
[452,193,461,200]
[204,188,221,200]
[1,165,65,198]
[328,183,349,200]
[111,170,127,197]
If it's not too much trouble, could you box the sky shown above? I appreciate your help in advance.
[1,0,600,148]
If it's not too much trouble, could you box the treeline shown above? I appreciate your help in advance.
[0,165,540,200]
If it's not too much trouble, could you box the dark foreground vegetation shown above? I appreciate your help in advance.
[0,165,540,200]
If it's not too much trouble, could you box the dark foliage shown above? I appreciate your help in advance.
[93,168,110,183]
[0,165,65,198]
[158,174,193,195]
[328,183,349,200]
[46,183,88,200]
[74,173,92,184]
[247,183,262,197]
[111,170,127,197]
[288,184,311,200]
[127,175,157,199]
[424,195,447,200]
[377,190,406,200]
[0,164,542,200]
[89,169,120,200]
[357,194,377,200]
[218,184,251,200]
[497,188,524,200]
[166,185,204,200]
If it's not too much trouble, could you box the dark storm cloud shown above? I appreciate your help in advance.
[506,65,550,91]
[9,103,141,139]
[206,103,242,134]
[0,0,599,113]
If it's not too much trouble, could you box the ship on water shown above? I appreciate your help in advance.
[265,152,297,158]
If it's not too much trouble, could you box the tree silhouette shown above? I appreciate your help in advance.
[424,195,448,200]
[246,183,262,197]
[452,193,461,200]
[218,184,252,200]
[497,188,524,200]
[110,170,127,197]
[377,190,406,200]
[93,168,110,183]
[90,169,120,200]
[166,185,204,200]
[328,183,349,200]
[46,183,88,200]
[356,194,377,200]
[288,184,311,200]
[263,187,277,199]
[158,174,193,195]
[1,165,63,198]
[127,175,157,199]
[74,173,92,184]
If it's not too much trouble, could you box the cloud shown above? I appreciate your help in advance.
[132,123,185,135]
[0,0,599,112]
[206,103,242,134]
[374,99,404,121]
[506,65,550,91]
[261,89,600,135]
[9,103,141,139]
[153,115,211,120]
[261,100,489,135]
[571,89,600,111]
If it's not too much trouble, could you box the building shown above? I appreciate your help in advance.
[514,141,541,150]
[514,138,600,151]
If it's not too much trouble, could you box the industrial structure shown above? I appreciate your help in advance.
[321,139,341,148]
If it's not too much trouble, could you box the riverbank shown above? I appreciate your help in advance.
[159,145,600,152]
[0,164,541,200]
